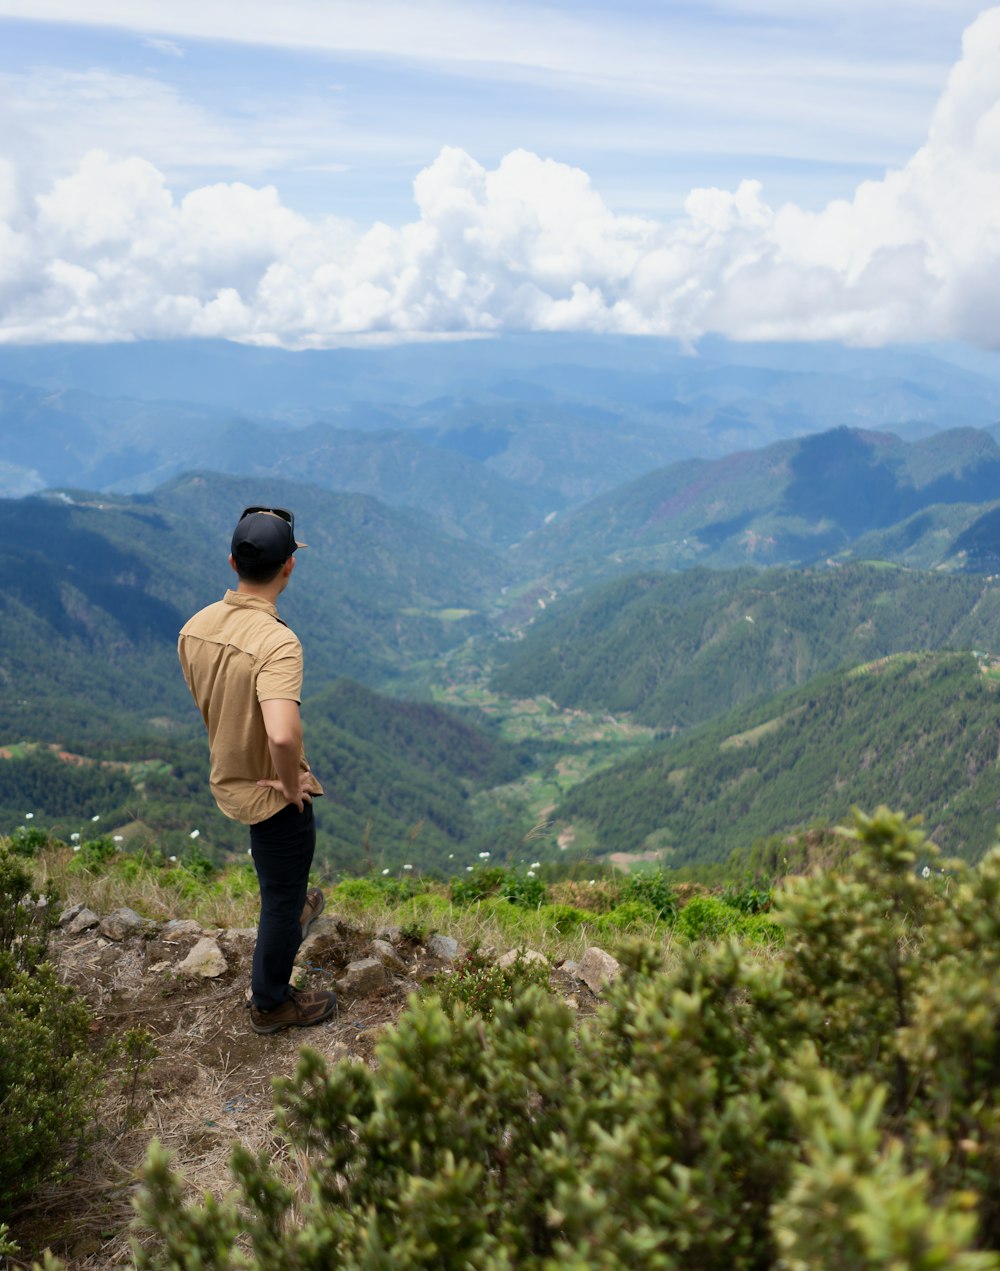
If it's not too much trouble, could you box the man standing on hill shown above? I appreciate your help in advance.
[178,506,336,1035]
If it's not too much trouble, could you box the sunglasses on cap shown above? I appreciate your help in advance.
[240,505,295,535]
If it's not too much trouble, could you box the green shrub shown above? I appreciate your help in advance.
[497,871,548,908]
[595,899,660,932]
[179,843,217,881]
[8,825,54,858]
[432,947,551,1020]
[68,834,120,874]
[737,911,784,947]
[675,893,740,941]
[449,865,507,905]
[721,877,773,914]
[618,870,677,920]
[0,845,104,1212]
[536,902,588,934]
[335,874,415,907]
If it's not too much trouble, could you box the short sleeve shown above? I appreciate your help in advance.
[256,638,303,703]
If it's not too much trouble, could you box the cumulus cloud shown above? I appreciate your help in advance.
[2,6,1000,347]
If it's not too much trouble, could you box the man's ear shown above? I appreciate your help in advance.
[229,553,239,574]
[284,556,296,578]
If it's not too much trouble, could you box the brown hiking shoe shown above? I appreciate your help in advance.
[300,887,325,940]
[248,987,338,1035]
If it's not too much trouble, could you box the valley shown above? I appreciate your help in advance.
[3,337,1000,877]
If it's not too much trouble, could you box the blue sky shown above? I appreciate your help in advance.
[0,1,985,220]
[0,2,997,347]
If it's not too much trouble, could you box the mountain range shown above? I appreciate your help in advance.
[4,335,1000,872]
[3,336,1000,552]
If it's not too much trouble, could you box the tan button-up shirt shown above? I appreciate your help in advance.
[178,590,323,825]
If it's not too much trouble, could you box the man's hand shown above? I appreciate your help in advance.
[256,774,315,813]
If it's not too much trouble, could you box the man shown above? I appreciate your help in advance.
[178,506,336,1035]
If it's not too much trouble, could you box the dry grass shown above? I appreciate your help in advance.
[35,846,261,930]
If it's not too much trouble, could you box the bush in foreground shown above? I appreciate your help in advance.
[0,845,104,1213]
[112,807,1000,1269]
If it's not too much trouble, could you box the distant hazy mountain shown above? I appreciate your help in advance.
[514,426,1000,584]
[3,335,1000,530]
[492,563,1000,730]
[556,651,1000,867]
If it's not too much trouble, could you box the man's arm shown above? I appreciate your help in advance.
[258,698,312,812]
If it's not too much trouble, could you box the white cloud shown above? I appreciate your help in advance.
[0,67,355,188]
[1,7,1000,348]
[142,35,184,57]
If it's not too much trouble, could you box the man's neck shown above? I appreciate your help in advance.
[236,579,285,606]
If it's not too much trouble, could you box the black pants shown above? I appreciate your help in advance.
[248,802,315,1010]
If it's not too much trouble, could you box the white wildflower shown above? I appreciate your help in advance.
[73,845,81,852]
[25,812,34,820]
[189,829,200,839]
[113,835,123,843]
[382,868,390,875]
[403,864,413,871]
[91,814,100,822]
[70,833,80,843]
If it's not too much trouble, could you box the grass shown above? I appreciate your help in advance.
[22,834,784,970]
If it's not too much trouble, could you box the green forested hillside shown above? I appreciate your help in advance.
[493,563,1000,730]
[301,680,529,871]
[0,678,529,872]
[557,652,1000,865]
[513,426,1000,583]
[0,472,507,740]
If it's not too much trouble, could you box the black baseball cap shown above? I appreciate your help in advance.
[231,506,307,567]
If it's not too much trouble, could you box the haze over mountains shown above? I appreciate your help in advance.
[4,336,1000,525]
[4,335,1000,870]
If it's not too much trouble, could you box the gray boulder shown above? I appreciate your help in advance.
[498,948,548,970]
[177,937,228,978]
[99,907,148,941]
[369,939,407,973]
[66,907,100,935]
[577,946,622,995]
[336,957,386,996]
[427,934,459,962]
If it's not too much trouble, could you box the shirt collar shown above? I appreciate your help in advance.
[222,590,284,623]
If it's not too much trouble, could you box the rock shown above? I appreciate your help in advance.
[577,946,622,995]
[336,957,386,996]
[99,907,148,941]
[310,915,351,940]
[559,959,580,977]
[297,915,350,960]
[377,925,403,946]
[162,919,203,939]
[177,937,228,978]
[59,902,87,926]
[369,938,407,973]
[66,907,100,935]
[497,948,548,970]
[564,995,579,1011]
[427,934,459,962]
